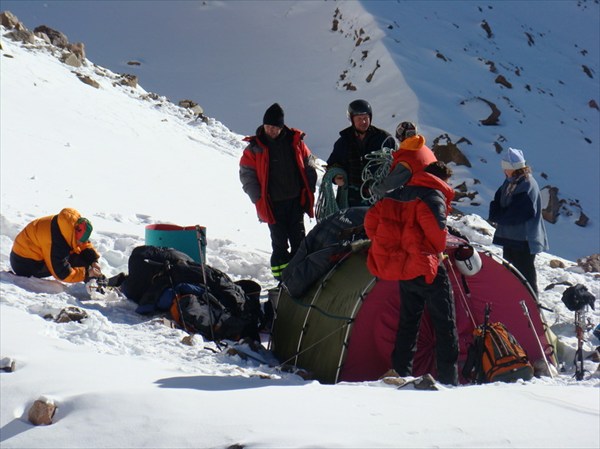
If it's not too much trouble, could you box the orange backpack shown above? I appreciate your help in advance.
[463,304,534,383]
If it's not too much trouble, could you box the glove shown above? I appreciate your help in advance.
[80,248,99,265]
[84,263,103,282]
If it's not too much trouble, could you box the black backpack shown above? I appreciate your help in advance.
[167,283,256,341]
[561,284,596,312]
[121,245,262,341]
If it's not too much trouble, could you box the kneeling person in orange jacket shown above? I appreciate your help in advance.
[10,208,103,283]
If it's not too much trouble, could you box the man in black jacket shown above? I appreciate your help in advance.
[326,99,394,206]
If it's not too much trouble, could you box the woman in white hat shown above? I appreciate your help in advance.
[488,148,548,295]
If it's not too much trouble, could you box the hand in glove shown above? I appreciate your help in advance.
[80,248,99,265]
[84,262,103,282]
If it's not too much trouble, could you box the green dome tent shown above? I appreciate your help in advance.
[272,223,556,384]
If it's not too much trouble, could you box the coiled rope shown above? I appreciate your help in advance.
[360,145,395,205]
[315,167,349,223]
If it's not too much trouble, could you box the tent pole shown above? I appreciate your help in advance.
[520,300,554,378]
[445,258,477,328]
[334,277,377,383]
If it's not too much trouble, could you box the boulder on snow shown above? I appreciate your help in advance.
[5,29,35,45]
[541,185,560,224]
[549,259,566,269]
[28,399,57,426]
[575,210,589,227]
[480,19,493,38]
[33,25,68,48]
[66,42,85,61]
[577,254,600,273]
[61,52,82,68]
[495,74,512,88]
[1,357,16,372]
[75,73,100,89]
[478,97,501,125]
[118,74,138,88]
[1,10,26,30]
[55,306,88,323]
[179,99,204,116]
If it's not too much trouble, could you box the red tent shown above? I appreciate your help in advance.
[273,235,557,384]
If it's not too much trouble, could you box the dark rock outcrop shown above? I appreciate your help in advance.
[431,134,472,167]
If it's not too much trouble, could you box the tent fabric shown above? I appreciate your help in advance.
[272,234,556,384]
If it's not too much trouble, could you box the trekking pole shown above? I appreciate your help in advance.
[476,303,491,384]
[520,300,554,379]
[195,225,220,349]
[574,307,587,381]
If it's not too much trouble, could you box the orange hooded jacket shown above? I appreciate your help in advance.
[11,208,99,283]
[390,134,437,174]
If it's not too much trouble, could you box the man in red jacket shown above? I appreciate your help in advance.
[365,161,458,385]
[239,103,317,280]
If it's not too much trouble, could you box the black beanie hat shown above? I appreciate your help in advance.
[263,103,284,127]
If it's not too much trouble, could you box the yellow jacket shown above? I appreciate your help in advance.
[12,208,99,283]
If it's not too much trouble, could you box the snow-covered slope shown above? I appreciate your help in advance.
[1,18,599,449]
[1,0,598,261]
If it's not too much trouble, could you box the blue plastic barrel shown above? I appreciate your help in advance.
[145,224,206,263]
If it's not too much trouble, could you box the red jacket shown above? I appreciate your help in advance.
[239,127,316,224]
[365,171,454,283]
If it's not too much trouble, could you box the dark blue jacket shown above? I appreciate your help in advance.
[489,174,548,254]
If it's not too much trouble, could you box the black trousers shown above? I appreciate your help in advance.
[392,265,459,385]
[503,247,538,295]
[10,251,89,279]
[268,198,306,279]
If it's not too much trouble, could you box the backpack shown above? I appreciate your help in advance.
[120,245,263,341]
[462,304,534,383]
[560,283,596,312]
[167,283,253,341]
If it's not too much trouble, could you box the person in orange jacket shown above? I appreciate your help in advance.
[10,208,103,283]
[365,161,458,385]
[372,121,437,197]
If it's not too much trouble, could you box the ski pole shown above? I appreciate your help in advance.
[520,300,554,379]
[476,303,491,384]
[574,308,586,381]
[195,225,220,349]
